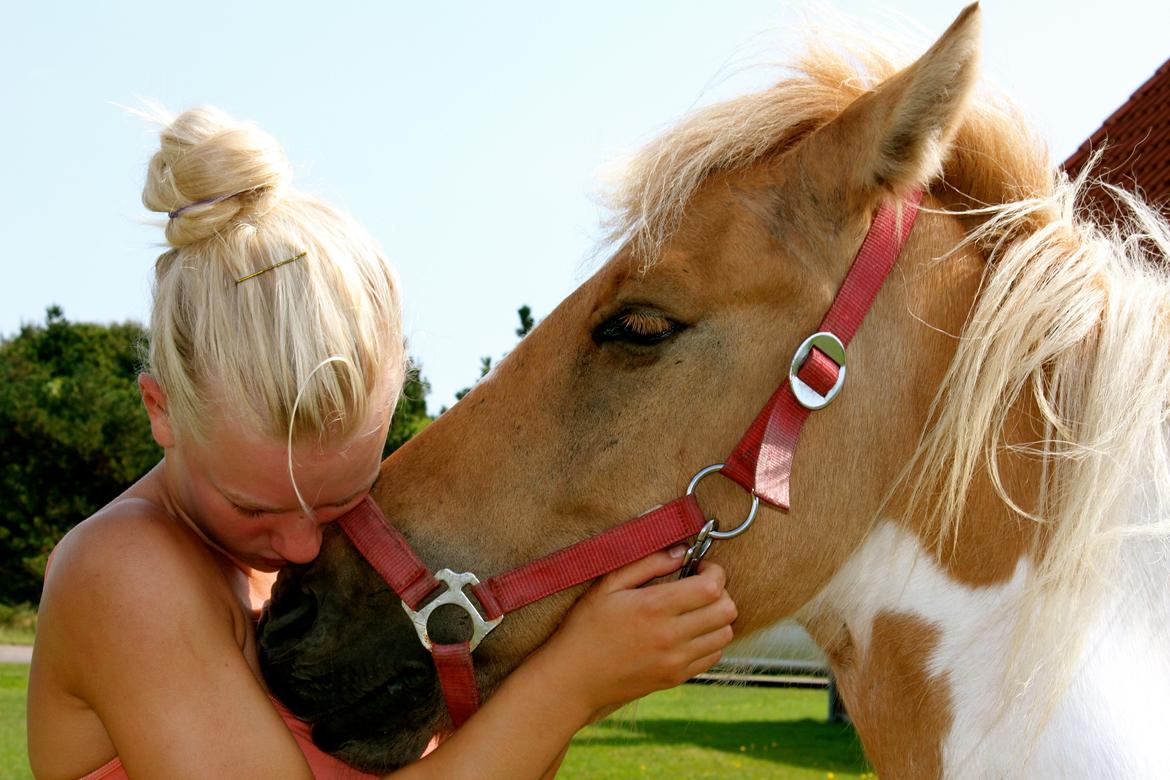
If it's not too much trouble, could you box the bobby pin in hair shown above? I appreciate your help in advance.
[235,252,308,285]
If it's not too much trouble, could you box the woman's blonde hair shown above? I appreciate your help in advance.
[142,106,404,446]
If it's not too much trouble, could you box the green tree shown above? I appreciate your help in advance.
[383,362,433,457]
[516,305,535,338]
[453,356,492,403]
[0,307,157,604]
[450,305,534,406]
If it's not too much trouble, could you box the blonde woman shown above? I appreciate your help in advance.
[26,107,737,780]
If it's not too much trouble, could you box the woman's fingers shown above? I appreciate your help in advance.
[593,546,688,593]
[673,623,736,683]
[671,592,738,641]
[681,650,727,682]
[687,621,736,659]
[636,562,729,614]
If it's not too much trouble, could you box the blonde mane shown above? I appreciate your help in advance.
[908,175,1170,729]
[608,28,1170,727]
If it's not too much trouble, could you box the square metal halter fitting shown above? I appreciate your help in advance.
[401,568,503,651]
[789,331,846,410]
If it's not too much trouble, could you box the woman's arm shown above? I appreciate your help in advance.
[392,548,736,780]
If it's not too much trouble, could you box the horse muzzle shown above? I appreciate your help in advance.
[257,535,447,771]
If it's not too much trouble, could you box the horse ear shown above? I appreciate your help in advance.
[803,2,981,199]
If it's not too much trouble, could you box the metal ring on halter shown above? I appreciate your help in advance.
[790,331,846,411]
[685,463,760,540]
[401,568,503,651]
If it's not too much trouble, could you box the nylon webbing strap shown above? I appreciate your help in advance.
[471,495,706,620]
[431,641,479,728]
[337,497,440,609]
[722,192,922,509]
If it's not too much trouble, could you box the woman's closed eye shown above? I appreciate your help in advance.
[231,502,268,518]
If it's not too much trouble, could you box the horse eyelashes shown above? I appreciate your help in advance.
[620,312,674,337]
[592,311,679,346]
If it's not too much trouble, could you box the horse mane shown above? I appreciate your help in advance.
[907,175,1170,726]
[607,25,1170,723]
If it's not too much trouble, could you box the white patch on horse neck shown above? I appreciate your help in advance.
[812,520,1170,778]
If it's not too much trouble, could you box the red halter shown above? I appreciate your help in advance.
[337,191,923,729]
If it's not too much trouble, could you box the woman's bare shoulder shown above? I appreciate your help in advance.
[38,496,239,683]
[47,497,217,596]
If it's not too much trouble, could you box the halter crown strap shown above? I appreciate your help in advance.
[338,495,706,620]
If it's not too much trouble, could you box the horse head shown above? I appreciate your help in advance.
[260,5,1170,774]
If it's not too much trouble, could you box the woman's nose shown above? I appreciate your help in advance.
[271,514,325,564]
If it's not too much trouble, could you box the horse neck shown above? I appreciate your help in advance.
[799,443,1170,778]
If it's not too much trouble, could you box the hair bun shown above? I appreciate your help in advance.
[143,106,291,247]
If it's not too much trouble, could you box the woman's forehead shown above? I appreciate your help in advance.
[195,413,386,508]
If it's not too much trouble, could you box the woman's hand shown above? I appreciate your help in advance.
[541,547,737,717]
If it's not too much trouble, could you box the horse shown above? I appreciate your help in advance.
[258,4,1170,776]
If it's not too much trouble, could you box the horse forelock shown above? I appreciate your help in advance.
[602,20,1051,272]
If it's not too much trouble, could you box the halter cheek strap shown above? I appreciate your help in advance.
[334,191,923,730]
[724,191,923,508]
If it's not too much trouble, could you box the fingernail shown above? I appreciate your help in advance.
[668,544,687,558]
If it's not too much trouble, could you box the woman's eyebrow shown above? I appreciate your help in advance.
[320,469,380,508]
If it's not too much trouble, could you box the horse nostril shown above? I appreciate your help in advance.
[260,581,320,655]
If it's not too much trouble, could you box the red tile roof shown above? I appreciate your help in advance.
[1063,58,1170,215]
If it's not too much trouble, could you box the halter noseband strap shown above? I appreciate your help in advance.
[337,495,707,727]
[334,191,923,730]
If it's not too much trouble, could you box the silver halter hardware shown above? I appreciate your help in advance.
[401,568,503,651]
[790,331,846,410]
[680,463,761,577]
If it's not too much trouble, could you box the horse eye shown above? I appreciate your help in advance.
[592,311,681,346]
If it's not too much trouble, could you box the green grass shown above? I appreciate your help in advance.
[0,604,36,646]
[0,629,35,646]
[562,684,872,779]
[0,665,869,780]
[1,665,30,780]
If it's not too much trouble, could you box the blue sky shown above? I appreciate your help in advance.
[2,1,1167,410]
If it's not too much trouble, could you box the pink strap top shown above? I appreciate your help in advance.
[77,697,381,779]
